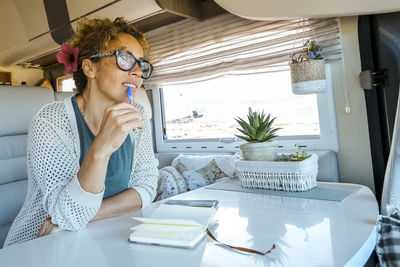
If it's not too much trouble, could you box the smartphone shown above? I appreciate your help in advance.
[164,200,219,210]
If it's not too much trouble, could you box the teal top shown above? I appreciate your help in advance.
[71,96,133,199]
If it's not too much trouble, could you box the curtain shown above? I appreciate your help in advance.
[144,13,342,87]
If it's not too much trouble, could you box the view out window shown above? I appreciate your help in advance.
[56,75,75,92]
[161,71,320,141]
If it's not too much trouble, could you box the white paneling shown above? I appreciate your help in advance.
[0,0,28,54]
[13,0,48,40]
[0,33,58,66]
[81,0,162,22]
[0,0,162,66]
[332,17,375,192]
[68,0,162,30]
[213,0,400,19]
[66,0,112,20]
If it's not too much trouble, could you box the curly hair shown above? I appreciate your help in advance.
[68,17,152,95]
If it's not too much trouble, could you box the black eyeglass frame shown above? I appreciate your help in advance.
[89,50,153,79]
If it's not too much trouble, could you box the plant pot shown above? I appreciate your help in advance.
[239,141,278,161]
[290,59,326,94]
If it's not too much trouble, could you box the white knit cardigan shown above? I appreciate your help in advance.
[4,96,158,247]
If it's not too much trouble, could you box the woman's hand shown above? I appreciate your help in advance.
[94,102,144,156]
[77,102,144,194]
[37,217,61,238]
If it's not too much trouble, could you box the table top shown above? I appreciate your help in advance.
[0,179,378,267]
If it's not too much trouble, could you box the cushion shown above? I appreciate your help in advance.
[155,166,187,201]
[171,155,236,191]
[376,207,400,266]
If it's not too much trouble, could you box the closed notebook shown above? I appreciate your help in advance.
[129,203,217,248]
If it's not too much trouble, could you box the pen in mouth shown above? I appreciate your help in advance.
[127,86,133,105]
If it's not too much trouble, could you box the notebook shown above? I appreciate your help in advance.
[129,200,217,248]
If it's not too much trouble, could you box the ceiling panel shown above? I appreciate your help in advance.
[13,0,48,40]
[0,0,28,53]
[213,0,400,19]
[66,0,114,21]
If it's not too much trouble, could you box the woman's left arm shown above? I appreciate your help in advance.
[91,188,142,221]
[38,186,142,236]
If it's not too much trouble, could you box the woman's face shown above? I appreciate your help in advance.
[92,33,145,103]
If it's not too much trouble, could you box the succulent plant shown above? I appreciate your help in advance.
[235,110,280,143]
[280,144,311,161]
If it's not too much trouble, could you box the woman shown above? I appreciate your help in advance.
[4,17,158,246]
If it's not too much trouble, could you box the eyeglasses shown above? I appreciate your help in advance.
[89,50,153,79]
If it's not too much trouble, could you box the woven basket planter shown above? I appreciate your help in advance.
[290,59,326,94]
[235,154,318,192]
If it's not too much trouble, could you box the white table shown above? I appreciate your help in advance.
[0,179,378,267]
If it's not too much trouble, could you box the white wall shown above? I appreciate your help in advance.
[0,65,43,86]
[331,16,375,192]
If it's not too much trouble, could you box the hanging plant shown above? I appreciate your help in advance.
[289,40,326,95]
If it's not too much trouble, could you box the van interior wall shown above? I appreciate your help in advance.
[148,16,376,192]
[43,64,66,91]
[0,16,375,192]
[0,66,43,86]
[332,16,375,192]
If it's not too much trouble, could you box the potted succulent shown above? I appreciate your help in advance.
[289,40,326,94]
[235,109,280,161]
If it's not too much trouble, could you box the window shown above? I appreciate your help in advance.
[162,71,319,140]
[146,14,341,153]
[152,64,338,152]
[56,75,75,92]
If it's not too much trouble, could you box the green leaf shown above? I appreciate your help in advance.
[237,128,255,139]
[235,118,249,130]
[256,122,271,138]
[235,109,280,143]
[253,114,260,129]
[234,134,252,142]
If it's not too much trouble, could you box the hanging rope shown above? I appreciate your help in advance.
[290,19,302,60]
[305,18,320,44]
[290,18,321,61]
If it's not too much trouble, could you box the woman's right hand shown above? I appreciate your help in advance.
[94,102,144,157]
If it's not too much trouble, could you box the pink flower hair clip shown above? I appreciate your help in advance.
[56,44,79,73]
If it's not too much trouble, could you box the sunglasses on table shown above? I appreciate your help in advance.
[89,50,153,79]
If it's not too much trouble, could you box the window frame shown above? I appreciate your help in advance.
[56,74,75,92]
[152,64,338,153]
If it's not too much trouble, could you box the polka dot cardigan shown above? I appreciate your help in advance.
[4,96,158,247]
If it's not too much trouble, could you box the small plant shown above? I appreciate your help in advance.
[290,40,323,64]
[235,109,281,143]
[280,144,311,161]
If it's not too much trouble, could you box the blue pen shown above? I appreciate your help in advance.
[127,86,133,105]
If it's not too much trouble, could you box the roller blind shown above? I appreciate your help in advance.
[144,13,342,87]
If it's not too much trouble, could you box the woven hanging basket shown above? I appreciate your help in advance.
[290,59,326,94]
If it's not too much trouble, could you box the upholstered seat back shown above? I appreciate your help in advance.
[0,86,55,248]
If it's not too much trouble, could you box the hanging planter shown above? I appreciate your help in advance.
[290,59,326,94]
[289,40,326,95]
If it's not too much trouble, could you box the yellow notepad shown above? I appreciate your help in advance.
[129,203,217,248]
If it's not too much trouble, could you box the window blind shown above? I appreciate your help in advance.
[143,13,342,87]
